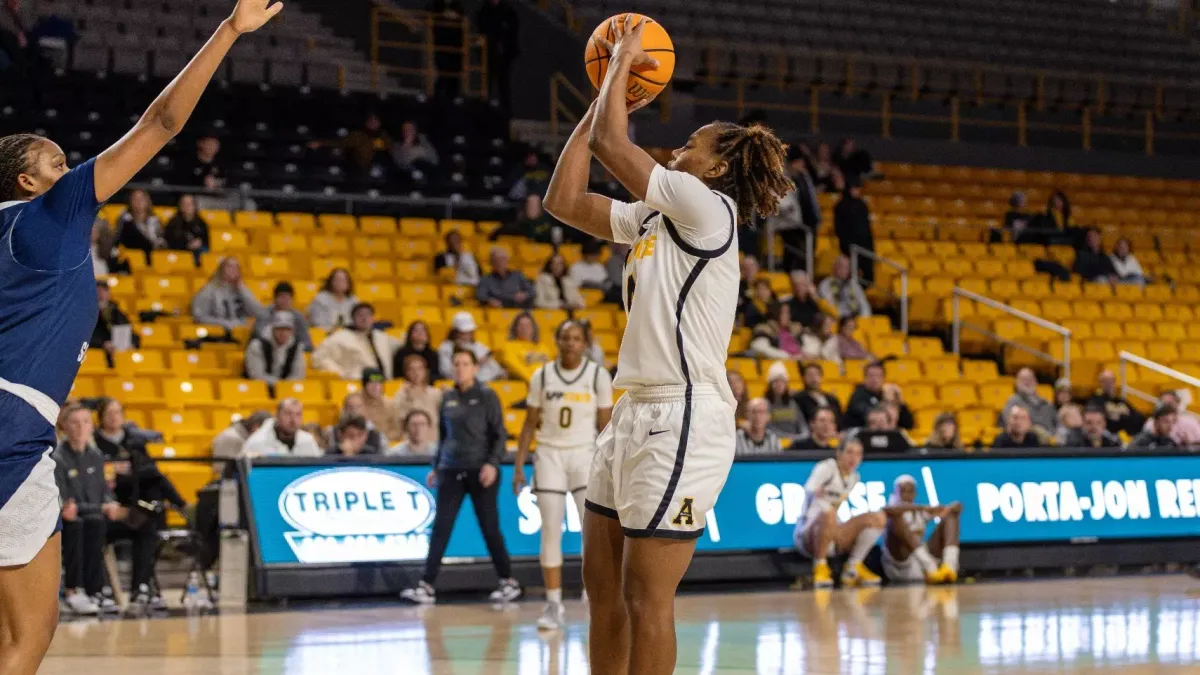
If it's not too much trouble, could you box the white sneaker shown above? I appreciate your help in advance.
[488,578,522,603]
[65,591,100,616]
[91,591,119,615]
[536,602,565,630]
[400,582,436,605]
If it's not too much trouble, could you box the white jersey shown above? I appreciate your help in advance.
[527,359,614,451]
[610,165,739,405]
[803,458,860,522]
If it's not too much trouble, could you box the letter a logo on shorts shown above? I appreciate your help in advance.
[672,497,695,526]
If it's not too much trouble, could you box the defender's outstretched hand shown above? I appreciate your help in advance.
[229,0,284,34]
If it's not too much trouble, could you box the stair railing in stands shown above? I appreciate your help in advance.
[851,244,909,335]
[951,286,1072,383]
[549,72,591,138]
[370,5,488,97]
[1117,350,1200,409]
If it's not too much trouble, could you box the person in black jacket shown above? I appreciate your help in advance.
[1129,405,1180,450]
[1088,370,1146,437]
[845,362,914,431]
[91,280,134,366]
[401,348,520,605]
[161,193,209,261]
[1073,228,1117,283]
[53,404,125,616]
[796,362,844,427]
[1065,406,1124,449]
[833,178,874,286]
[992,406,1042,449]
[392,320,442,383]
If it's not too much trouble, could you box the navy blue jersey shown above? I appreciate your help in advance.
[0,158,101,461]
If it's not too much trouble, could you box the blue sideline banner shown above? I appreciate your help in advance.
[244,455,1200,566]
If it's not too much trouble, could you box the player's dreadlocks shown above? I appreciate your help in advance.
[0,134,44,203]
[708,122,794,224]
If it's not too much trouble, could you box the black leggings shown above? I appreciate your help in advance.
[62,515,107,595]
[422,469,512,586]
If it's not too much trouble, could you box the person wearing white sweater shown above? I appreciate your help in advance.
[1109,237,1146,285]
[311,303,403,380]
[308,268,359,330]
[241,399,322,458]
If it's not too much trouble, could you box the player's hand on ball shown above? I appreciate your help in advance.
[596,14,659,71]
[228,0,284,34]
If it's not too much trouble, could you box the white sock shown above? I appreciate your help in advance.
[847,527,884,570]
[943,545,960,572]
[814,557,828,568]
[546,588,562,604]
[913,545,938,574]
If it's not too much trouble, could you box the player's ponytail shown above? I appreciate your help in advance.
[0,134,44,202]
[709,123,794,224]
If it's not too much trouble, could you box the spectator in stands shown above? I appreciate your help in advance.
[499,311,551,369]
[91,280,132,364]
[791,407,839,450]
[162,194,209,262]
[749,302,805,361]
[1129,404,1179,450]
[796,363,843,427]
[433,230,481,286]
[833,179,874,285]
[180,135,225,189]
[242,399,322,457]
[1142,390,1200,447]
[191,256,266,331]
[391,120,439,172]
[91,219,122,276]
[244,312,306,395]
[330,390,392,453]
[255,282,312,351]
[361,368,404,444]
[785,271,828,330]
[767,148,822,271]
[506,148,551,202]
[727,370,749,423]
[1000,368,1057,434]
[312,302,402,380]
[329,416,371,457]
[1066,406,1123,448]
[476,0,519,113]
[806,142,838,192]
[390,410,437,455]
[801,314,840,363]
[535,253,585,310]
[308,267,358,330]
[738,254,760,310]
[477,247,534,308]
[438,311,505,382]
[763,361,809,441]
[394,353,443,442]
[310,112,393,176]
[401,347,520,605]
[1037,190,1072,234]
[819,256,871,318]
[116,189,165,262]
[1053,378,1074,410]
[739,277,776,329]
[211,411,271,469]
[570,240,610,291]
[1109,237,1146,285]
[90,400,173,612]
[491,193,559,244]
[1073,228,1117,283]
[834,138,874,185]
[835,316,871,361]
[846,362,914,430]
[1089,370,1145,437]
[393,320,443,383]
[854,405,913,453]
[925,412,963,450]
[1054,403,1084,445]
[736,398,783,455]
[992,406,1041,448]
[54,405,121,616]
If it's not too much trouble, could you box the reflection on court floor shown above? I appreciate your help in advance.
[42,576,1200,674]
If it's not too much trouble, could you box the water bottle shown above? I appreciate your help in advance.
[184,571,201,612]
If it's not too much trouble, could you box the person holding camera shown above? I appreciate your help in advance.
[400,348,520,605]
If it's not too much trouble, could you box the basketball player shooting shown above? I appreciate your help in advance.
[0,2,281,672]
[542,15,793,675]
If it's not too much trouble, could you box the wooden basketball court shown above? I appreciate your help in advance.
[41,576,1199,673]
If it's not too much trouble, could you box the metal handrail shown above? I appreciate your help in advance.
[850,244,909,335]
[1118,350,1200,407]
[549,72,592,137]
[762,221,814,282]
[951,287,1072,383]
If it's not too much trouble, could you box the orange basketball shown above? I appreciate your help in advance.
[584,13,675,105]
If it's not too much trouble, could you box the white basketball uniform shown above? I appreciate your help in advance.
[882,507,935,582]
[527,359,614,494]
[794,458,861,557]
[585,164,739,540]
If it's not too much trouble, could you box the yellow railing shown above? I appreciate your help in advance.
[549,72,591,137]
[369,6,488,97]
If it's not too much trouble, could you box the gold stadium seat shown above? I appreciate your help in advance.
[961,360,999,383]
[200,209,233,228]
[503,409,526,438]
[1164,304,1195,322]
[318,214,357,233]
[1092,321,1123,340]
[1133,303,1164,322]
[328,381,362,404]
[1124,322,1157,341]
[904,383,938,410]
[400,306,444,327]
[359,216,397,235]
[141,275,190,300]
[311,257,351,281]
[135,324,176,349]
[1114,284,1145,302]
[978,380,1013,410]
[533,309,569,331]
[885,359,922,384]
[400,218,438,238]
[1005,259,1036,279]
[266,233,308,254]
[989,279,1020,300]
[218,379,273,408]
[1061,319,1093,340]
[1177,286,1200,303]
[234,211,274,229]
[353,259,393,280]
[440,285,474,306]
[1072,301,1103,320]
[1082,340,1116,361]
[353,237,393,258]
[103,377,161,405]
[168,350,226,378]
[71,377,102,399]
[440,219,476,237]
[79,349,110,376]
[906,337,944,359]
[248,255,289,278]
[151,410,208,438]
[396,261,428,282]
[272,380,327,405]
[150,251,196,275]
[1146,341,1181,362]
[1039,299,1071,323]
[209,229,248,254]
[113,350,169,377]
[396,239,436,260]
[399,284,441,305]
[1157,321,1187,341]
[1105,302,1133,321]
[491,380,529,409]
[1145,285,1173,303]
[276,212,317,231]
[162,378,218,409]
[937,382,979,411]
[872,334,907,359]
[922,357,960,384]
[310,236,351,257]
[578,309,616,332]
[356,282,397,302]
